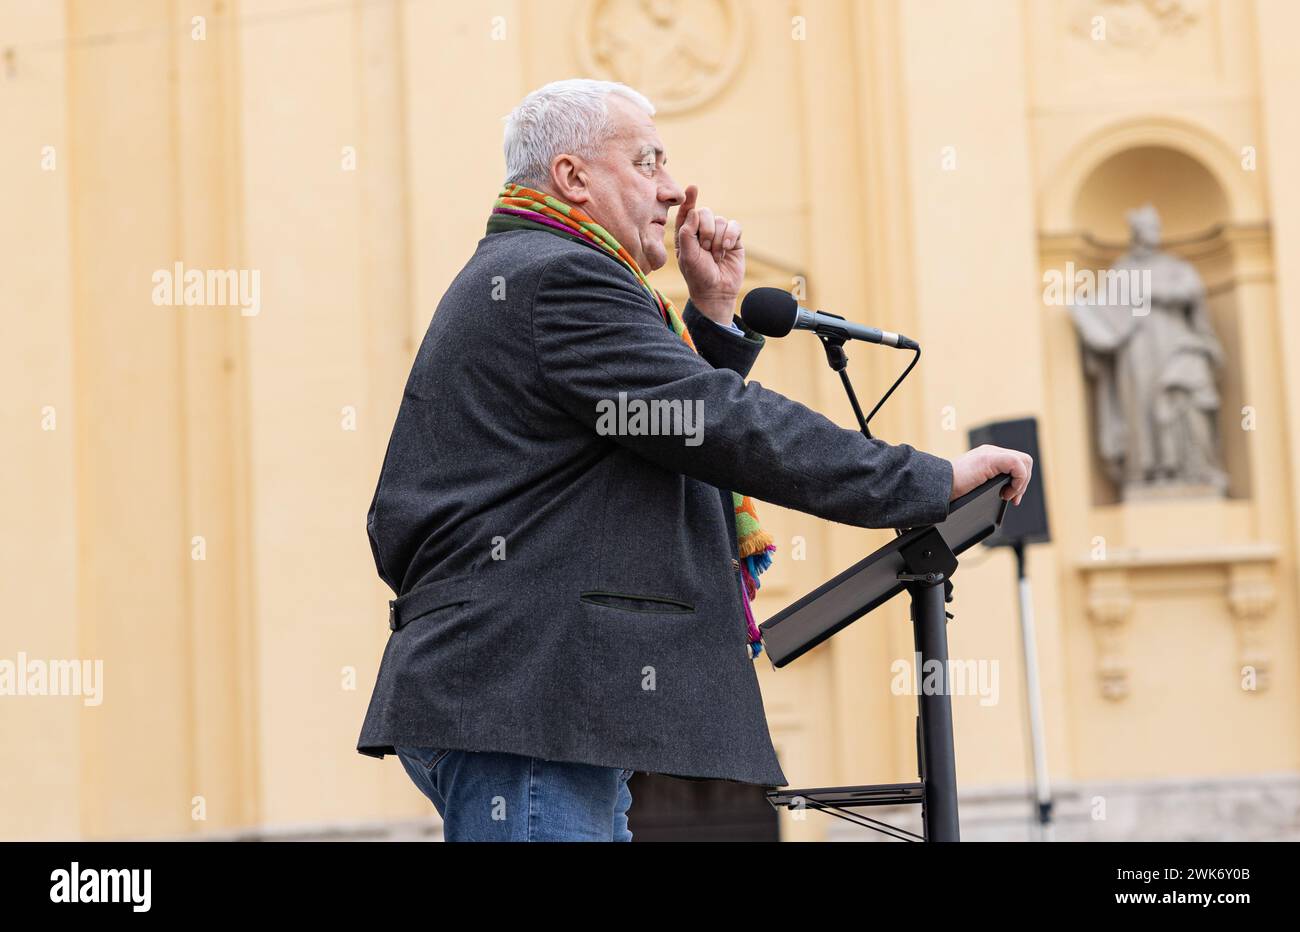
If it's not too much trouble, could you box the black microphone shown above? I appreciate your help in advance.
[740,287,919,350]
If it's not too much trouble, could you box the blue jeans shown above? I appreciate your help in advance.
[395,745,634,842]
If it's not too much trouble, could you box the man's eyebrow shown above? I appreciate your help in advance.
[634,144,665,161]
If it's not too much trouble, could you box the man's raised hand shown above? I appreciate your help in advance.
[674,184,745,323]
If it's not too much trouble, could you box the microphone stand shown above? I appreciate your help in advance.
[818,335,873,439]
[818,330,924,549]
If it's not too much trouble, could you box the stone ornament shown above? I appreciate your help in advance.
[578,0,745,116]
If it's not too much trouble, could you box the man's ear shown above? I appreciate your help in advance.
[549,154,590,205]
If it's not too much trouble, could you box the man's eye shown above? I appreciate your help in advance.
[637,160,657,174]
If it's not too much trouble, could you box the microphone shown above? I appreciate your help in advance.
[740,287,919,350]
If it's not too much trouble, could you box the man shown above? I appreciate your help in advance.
[357,78,1032,842]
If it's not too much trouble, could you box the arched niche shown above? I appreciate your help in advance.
[1039,120,1267,510]
[1041,115,1265,232]
[1073,146,1229,241]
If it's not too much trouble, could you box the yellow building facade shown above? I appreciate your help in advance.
[3,0,1298,840]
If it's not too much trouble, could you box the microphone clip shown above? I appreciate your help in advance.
[817,332,850,373]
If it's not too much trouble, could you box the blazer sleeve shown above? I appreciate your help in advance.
[681,298,765,377]
[530,248,953,530]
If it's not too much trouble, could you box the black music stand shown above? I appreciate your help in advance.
[760,473,1013,842]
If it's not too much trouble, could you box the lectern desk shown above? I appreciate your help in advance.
[760,473,1013,842]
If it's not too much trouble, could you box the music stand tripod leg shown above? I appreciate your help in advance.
[910,576,961,841]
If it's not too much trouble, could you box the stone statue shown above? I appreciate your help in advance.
[1069,205,1228,498]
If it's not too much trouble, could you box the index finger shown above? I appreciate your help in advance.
[674,185,698,235]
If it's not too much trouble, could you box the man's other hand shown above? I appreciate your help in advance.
[950,444,1033,505]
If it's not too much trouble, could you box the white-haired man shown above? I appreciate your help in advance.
[357,78,1031,841]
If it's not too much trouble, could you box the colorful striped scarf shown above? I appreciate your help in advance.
[490,182,777,658]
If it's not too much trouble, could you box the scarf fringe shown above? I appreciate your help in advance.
[737,528,775,561]
[740,544,777,658]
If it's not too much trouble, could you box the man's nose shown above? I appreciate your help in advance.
[659,170,685,206]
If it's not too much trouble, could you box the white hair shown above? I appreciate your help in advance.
[502,78,655,188]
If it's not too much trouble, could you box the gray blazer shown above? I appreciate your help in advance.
[356,226,953,787]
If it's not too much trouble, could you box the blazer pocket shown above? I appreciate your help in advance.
[579,590,695,614]
[389,571,478,632]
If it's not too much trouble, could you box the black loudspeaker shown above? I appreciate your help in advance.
[968,416,1050,547]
